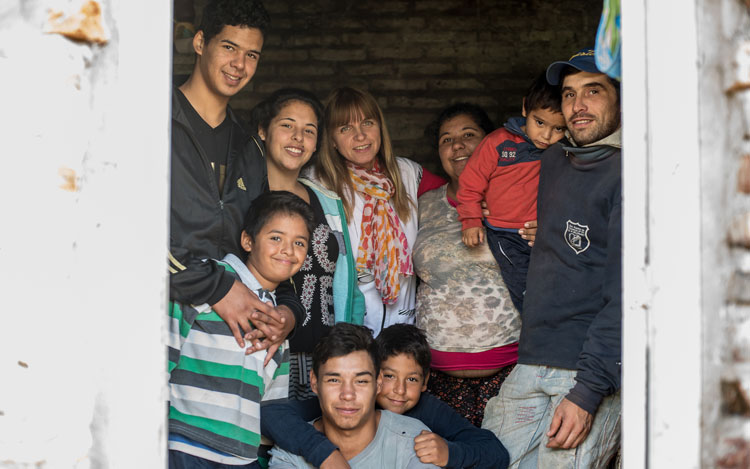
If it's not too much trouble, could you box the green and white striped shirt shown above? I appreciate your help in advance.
[168,254,289,464]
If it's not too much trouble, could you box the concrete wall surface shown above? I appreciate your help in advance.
[0,1,170,467]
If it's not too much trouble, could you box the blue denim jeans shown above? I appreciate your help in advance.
[482,364,620,469]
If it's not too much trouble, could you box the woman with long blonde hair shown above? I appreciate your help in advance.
[311,87,444,335]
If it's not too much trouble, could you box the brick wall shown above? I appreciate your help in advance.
[701,1,750,467]
[174,0,602,173]
[718,42,750,466]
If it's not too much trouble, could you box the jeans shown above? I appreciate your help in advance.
[485,228,530,313]
[482,364,621,469]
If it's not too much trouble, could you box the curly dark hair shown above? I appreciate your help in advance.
[524,70,563,115]
[199,0,270,45]
[242,191,315,244]
[425,103,495,150]
[376,324,431,377]
[312,323,379,377]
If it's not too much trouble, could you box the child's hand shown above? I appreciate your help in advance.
[242,299,275,353]
[462,226,484,247]
[480,200,490,218]
[519,220,538,247]
[243,330,263,350]
[244,304,296,365]
[414,430,450,467]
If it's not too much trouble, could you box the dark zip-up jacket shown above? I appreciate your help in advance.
[518,140,622,415]
[168,88,303,319]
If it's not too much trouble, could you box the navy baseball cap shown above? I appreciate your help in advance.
[546,48,600,85]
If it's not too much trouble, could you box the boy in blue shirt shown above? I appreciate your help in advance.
[262,324,509,469]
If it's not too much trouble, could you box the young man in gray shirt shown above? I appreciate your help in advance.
[268,323,439,469]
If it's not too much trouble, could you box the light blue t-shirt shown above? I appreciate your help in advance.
[268,410,439,469]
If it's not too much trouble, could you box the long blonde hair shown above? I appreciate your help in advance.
[315,87,413,221]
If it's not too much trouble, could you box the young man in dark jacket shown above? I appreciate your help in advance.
[482,48,622,468]
[168,1,304,467]
[170,0,302,354]
[168,0,303,404]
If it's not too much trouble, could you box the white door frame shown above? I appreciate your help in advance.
[621,1,702,467]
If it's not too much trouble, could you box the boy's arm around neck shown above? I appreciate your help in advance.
[261,397,337,467]
[275,280,305,335]
[406,393,510,469]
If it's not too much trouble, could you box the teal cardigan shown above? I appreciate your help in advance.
[299,178,365,325]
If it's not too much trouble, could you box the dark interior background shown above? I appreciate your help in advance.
[173,0,602,174]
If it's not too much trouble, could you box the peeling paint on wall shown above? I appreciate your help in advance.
[0,0,169,467]
[713,0,750,465]
[721,379,750,415]
[739,154,750,193]
[728,213,750,248]
[45,0,109,44]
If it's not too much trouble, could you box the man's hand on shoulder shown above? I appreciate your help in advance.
[244,304,296,365]
[414,430,449,467]
[213,280,296,364]
[546,398,593,449]
[212,280,261,348]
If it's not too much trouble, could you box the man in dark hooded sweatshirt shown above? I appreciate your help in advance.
[482,48,622,469]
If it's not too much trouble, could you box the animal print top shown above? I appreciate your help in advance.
[413,185,520,352]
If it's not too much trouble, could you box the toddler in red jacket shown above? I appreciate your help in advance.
[457,72,566,312]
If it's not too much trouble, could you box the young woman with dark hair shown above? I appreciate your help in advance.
[251,88,364,400]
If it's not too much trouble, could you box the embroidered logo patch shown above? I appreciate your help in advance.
[237,177,246,191]
[565,220,590,254]
[496,142,517,164]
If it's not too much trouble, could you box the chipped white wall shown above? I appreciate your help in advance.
[622,0,702,467]
[0,0,170,467]
[620,0,649,466]
[623,0,750,467]
[643,0,703,464]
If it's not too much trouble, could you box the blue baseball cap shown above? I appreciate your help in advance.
[546,48,600,85]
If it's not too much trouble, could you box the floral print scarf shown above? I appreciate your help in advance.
[347,160,413,305]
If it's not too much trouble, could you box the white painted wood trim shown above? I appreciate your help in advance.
[622,1,703,468]
[621,0,649,466]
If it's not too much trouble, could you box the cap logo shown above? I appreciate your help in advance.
[569,50,595,60]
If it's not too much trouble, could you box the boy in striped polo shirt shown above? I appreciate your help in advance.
[168,191,316,468]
